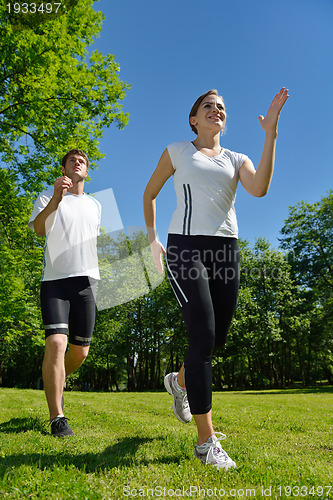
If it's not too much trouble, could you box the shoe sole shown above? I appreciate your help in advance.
[163,374,174,396]
[164,374,191,424]
[52,432,74,437]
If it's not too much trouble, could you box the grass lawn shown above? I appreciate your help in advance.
[0,387,332,499]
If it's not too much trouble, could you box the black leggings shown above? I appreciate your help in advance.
[166,234,240,414]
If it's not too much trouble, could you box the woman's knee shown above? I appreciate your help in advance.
[186,334,215,366]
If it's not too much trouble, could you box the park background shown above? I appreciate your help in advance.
[0,0,332,391]
[0,1,332,498]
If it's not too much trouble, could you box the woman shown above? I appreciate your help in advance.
[143,88,289,470]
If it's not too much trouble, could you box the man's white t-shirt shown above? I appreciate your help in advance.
[29,191,101,281]
[167,141,248,238]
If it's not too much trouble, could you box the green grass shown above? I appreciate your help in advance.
[0,388,332,499]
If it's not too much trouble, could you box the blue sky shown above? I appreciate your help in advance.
[87,0,333,249]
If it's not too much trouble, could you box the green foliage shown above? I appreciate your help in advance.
[79,229,187,392]
[0,0,129,192]
[280,190,333,384]
[85,275,187,392]
[280,190,333,293]
[0,0,129,386]
[220,238,310,389]
[0,169,44,386]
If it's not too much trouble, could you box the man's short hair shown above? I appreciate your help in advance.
[61,149,89,169]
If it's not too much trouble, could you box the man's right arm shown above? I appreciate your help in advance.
[32,176,73,237]
[33,196,61,237]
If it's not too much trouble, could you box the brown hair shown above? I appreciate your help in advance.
[61,149,89,169]
[189,89,226,135]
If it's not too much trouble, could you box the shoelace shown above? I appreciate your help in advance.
[51,416,70,429]
[196,432,230,465]
[182,393,189,409]
[172,377,189,405]
[206,433,230,464]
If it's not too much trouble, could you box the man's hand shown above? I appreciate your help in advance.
[53,176,73,203]
[33,176,73,237]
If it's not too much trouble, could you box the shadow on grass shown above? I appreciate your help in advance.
[0,417,48,435]
[0,436,183,475]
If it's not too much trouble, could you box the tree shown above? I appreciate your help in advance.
[280,190,333,294]
[0,0,130,387]
[215,238,316,389]
[280,191,333,384]
[90,229,187,391]
[0,0,129,193]
[0,169,44,386]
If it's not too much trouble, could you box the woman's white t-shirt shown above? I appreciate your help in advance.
[167,141,248,238]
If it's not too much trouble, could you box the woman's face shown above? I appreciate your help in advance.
[190,95,226,134]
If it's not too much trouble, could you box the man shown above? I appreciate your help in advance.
[29,149,101,437]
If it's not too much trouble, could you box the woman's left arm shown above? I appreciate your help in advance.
[239,87,289,197]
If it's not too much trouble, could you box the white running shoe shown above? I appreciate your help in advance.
[194,433,236,470]
[164,372,192,423]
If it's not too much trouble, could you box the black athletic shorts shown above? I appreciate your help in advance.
[40,276,97,346]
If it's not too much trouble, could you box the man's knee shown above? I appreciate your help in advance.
[45,334,68,356]
[68,345,90,364]
[76,347,89,364]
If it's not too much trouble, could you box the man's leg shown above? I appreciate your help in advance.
[40,279,70,423]
[66,277,96,377]
[65,344,90,376]
[42,334,68,421]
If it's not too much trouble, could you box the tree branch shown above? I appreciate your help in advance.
[0,46,54,86]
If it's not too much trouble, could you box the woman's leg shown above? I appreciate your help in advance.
[167,236,216,415]
[176,364,185,388]
[209,238,240,349]
[166,235,237,468]
[193,411,214,445]
[167,236,240,450]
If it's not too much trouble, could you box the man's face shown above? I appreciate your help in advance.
[62,154,88,180]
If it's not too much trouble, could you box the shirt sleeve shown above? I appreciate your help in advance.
[28,190,53,231]
[86,195,102,236]
[96,199,102,236]
[167,141,192,171]
[166,142,180,170]
[232,152,249,174]
[236,153,249,170]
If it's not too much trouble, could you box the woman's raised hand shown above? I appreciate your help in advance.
[258,87,289,134]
